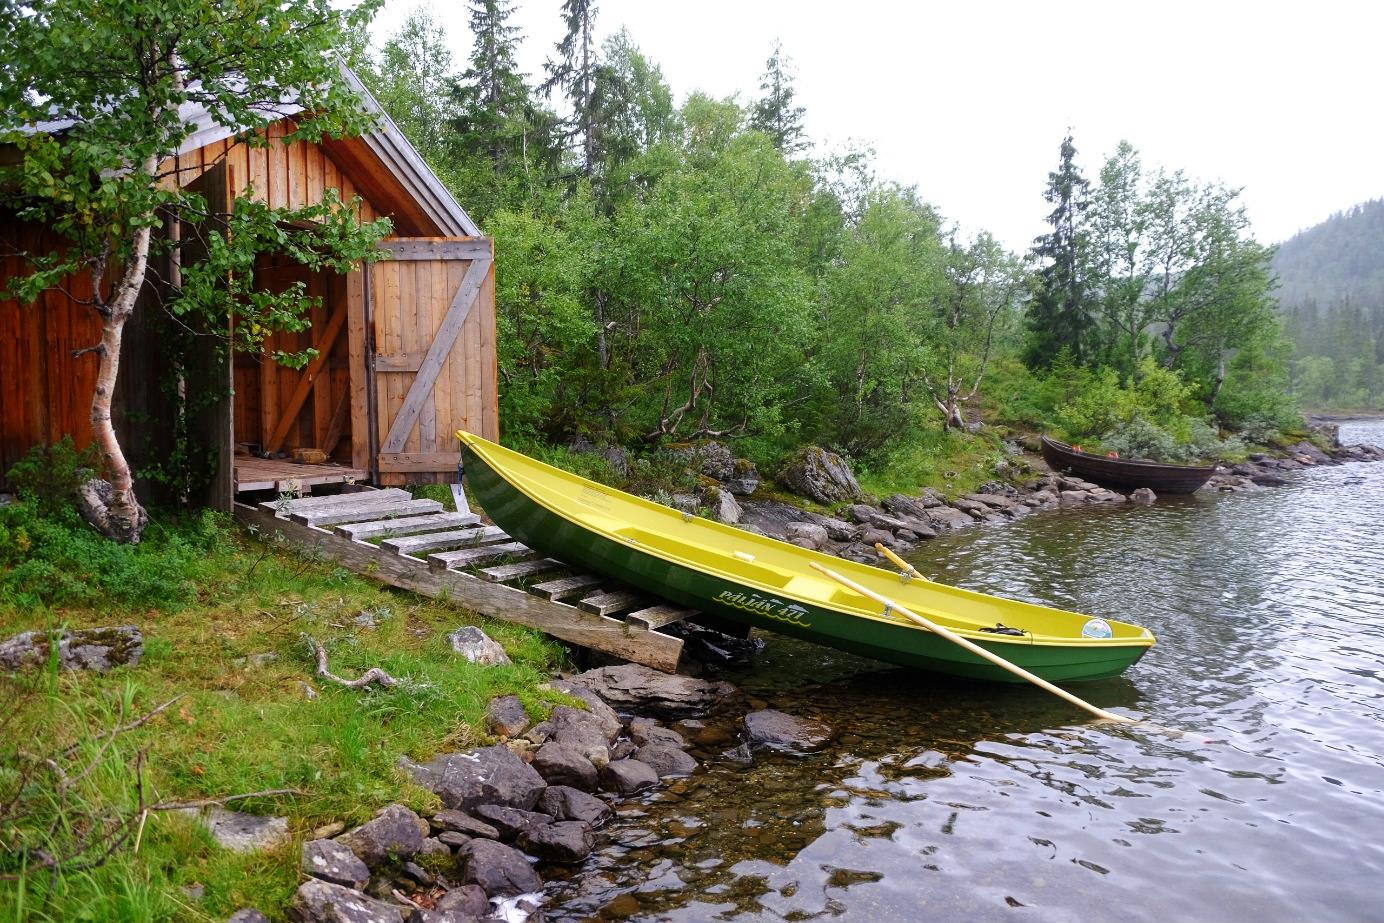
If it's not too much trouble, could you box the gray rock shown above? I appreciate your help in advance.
[446,627,510,666]
[858,527,894,548]
[338,804,427,868]
[484,695,530,738]
[669,493,699,514]
[668,441,736,481]
[925,507,975,531]
[719,742,754,766]
[0,625,142,672]
[228,910,271,923]
[430,810,500,840]
[433,884,489,917]
[784,522,829,550]
[470,804,553,842]
[457,839,543,897]
[1251,472,1288,487]
[548,680,623,741]
[744,709,833,753]
[189,808,289,854]
[532,742,598,791]
[1130,487,1157,504]
[1289,440,1333,464]
[628,717,688,750]
[532,712,611,768]
[566,664,734,719]
[779,446,861,504]
[599,759,660,795]
[609,739,637,761]
[291,879,403,923]
[536,785,613,827]
[402,745,546,812]
[951,497,989,515]
[435,831,472,849]
[703,486,742,524]
[302,838,370,889]
[520,821,594,863]
[817,517,856,542]
[633,744,698,778]
[405,909,476,923]
[964,493,1016,509]
[418,837,451,858]
[883,494,941,518]
[1058,490,1089,507]
[723,458,761,496]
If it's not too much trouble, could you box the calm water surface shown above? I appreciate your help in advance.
[547,421,1384,922]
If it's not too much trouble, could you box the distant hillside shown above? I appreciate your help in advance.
[1272,199,1384,307]
[1274,199,1384,409]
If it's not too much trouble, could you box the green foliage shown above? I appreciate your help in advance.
[4,438,103,516]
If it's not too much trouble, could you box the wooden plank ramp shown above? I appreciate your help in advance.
[233,491,684,671]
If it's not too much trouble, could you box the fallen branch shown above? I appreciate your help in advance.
[303,636,398,689]
[149,788,303,812]
[60,694,184,758]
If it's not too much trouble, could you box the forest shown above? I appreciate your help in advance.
[1273,199,1384,410]
[355,0,1298,482]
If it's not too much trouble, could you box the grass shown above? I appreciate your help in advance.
[0,506,570,922]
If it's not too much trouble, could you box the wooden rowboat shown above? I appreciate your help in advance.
[458,432,1155,683]
[1041,436,1216,494]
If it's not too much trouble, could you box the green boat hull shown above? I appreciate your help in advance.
[464,446,1149,683]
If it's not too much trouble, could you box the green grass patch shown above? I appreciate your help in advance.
[0,508,569,922]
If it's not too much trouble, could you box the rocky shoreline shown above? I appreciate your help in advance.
[214,664,822,923]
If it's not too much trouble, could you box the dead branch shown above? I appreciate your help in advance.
[149,788,303,812]
[60,694,184,758]
[303,636,398,689]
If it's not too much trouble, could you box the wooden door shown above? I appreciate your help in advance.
[361,237,496,483]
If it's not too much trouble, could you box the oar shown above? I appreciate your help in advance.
[874,542,928,581]
[808,561,1136,725]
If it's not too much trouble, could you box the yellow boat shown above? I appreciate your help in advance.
[458,432,1156,682]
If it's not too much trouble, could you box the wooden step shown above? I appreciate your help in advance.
[577,589,645,618]
[336,512,480,540]
[292,498,443,527]
[427,541,531,571]
[479,558,566,583]
[529,574,603,601]
[626,604,697,631]
[381,526,508,556]
[261,488,411,516]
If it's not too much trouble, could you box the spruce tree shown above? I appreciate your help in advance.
[543,0,600,176]
[749,41,807,154]
[1025,133,1091,368]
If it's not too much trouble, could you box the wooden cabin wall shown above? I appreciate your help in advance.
[0,217,175,492]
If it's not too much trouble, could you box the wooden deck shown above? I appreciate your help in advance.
[233,490,692,671]
[233,455,368,493]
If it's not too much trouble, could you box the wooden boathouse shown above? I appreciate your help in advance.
[0,67,498,506]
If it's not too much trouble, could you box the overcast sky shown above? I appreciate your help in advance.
[370,0,1383,251]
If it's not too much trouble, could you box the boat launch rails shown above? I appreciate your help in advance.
[233,488,693,671]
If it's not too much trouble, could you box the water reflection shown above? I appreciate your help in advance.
[546,421,1384,922]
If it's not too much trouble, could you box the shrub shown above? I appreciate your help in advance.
[4,438,104,516]
[1099,416,1179,462]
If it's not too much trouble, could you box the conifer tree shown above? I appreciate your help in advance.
[1025,133,1092,368]
[749,41,808,154]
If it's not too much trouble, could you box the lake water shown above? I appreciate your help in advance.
[546,421,1384,922]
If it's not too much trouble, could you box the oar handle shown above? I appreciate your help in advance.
[874,543,928,581]
[808,561,1135,725]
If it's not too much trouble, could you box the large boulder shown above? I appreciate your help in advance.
[668,441,735,481]
[779,446,861,504]
[401,746,546,812]
[566,664,735,719]
[744,709,833,753]
[301,839,370,889]
[723,458,761,496]
[456,839,543,897]
[536,786,612,827]
[337,804,427,868]
[290,879,403,923]
[0,626,142,673]
[702,486,742,524]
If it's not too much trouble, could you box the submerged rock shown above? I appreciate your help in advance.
[744,709,833,753]
[0,625,142,673]
[779,446,862,504]
[1130,487,1157,504]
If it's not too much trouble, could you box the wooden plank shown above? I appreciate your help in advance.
[379,239,493,261]
[397,260,418,451]
[479,558,565,583]
[234,503,683,671]
[416,259,437,449]
[530,574,603,602]
[380,255,491,453]
[627,604,697,632]
[381,525,507,556]
[427,541,530,571]
[322,387,351,457]
[288,135,306,209]
[260,487,411,516]
[346,267,369,470]
[337,511,479,540]
[291,498,443,527]
[374,352,426,373]
[377,452,462,473]
[310,273,332,448]
[578,590,645,618]
[264,300,347,452]
[268,122,288,207]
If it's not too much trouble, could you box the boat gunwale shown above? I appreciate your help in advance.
[459,432,1154,652]
[1041,436,1217,473]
